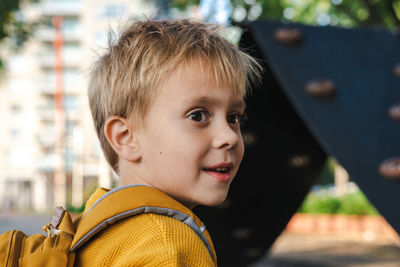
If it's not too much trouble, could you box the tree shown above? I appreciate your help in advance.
[171,0,400,29]
[0,0,35,70]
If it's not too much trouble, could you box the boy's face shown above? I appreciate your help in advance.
[132,64,245,209]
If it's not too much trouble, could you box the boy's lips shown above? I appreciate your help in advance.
[203,162,234,182]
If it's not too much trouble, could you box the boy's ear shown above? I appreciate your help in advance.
[104,116,141,162]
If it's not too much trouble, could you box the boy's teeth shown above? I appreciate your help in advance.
[204,167,229,173]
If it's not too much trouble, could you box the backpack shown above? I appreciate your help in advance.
[0,185,214,267]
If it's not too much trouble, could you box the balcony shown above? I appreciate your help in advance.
[38,106,82,122]
[35,28,82,43]
[64,109,82,121]
[39,82,84,95]
[38,107,55,122]
[38,54,82,69]
[36,151,74,172]
[84,163,101,176]
[40,2,82,17]
[0,170,37,181]
[38,82,56,95]
[36,153,57,172]
[37,133,56,148]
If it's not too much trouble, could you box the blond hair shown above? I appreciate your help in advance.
[88,19,261,172]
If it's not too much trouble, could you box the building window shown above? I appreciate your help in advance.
[8,79,31,94]
[94,31,108,47]
[62,18,80,33]
[64,95,80,110]
[7,55,29,74]
[42,17,81,34]
[98,4,127,19]
[44,70,56,84]
[64,69,82,84]
[63,43,81,57]
[43,43,81,56]
[10,129,20,138]
[10,105,22,114]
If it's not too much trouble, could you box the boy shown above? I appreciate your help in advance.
[75,19,260,266]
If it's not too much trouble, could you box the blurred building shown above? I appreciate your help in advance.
[0,0,155,212]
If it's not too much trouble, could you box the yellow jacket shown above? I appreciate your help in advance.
[73,186,217,266]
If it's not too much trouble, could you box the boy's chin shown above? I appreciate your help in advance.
[180,190,230,209]
[198,193,229,207]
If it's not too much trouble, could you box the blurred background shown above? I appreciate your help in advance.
[0,0,399,266]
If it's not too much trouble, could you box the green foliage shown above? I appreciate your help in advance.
[0,0,38,71]
[269,0,400,29]
[171,0,200,10]
[299,192,341,214]
[170,0,400,29]
[0,0,35,46]
[299,187,380,215]
[315,157,335,186]
[67,203,85,213]
[339,190,380,215]
[0,0,22,41]
[257,0,285,21]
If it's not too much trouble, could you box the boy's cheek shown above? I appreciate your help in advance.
[239,139,245,158]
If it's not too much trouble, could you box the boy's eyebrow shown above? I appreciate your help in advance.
[183,96,246,109]
[234,100,247,110]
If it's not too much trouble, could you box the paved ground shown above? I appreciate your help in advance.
[2,213,400,266]
[251,232,400,267]
[0,213,50,235]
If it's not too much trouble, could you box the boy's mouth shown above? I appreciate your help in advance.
[204,167,230,173]
[203,163,233,182]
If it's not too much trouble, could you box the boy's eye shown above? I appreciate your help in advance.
[188,110,209,122]
[227,113,247,126]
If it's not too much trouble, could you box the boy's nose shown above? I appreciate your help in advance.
[212,122,241,150]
